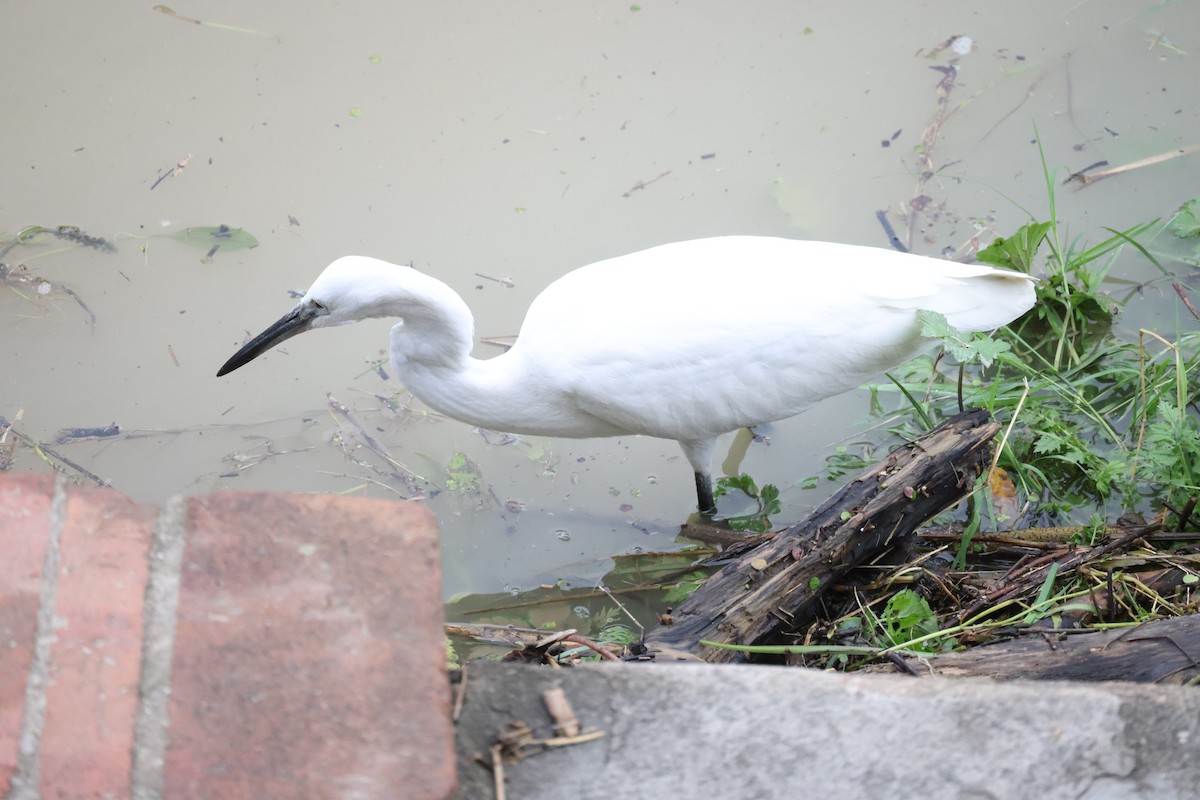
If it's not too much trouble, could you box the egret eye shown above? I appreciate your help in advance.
[312,299,327,311]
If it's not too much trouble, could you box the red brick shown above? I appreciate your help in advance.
[0,473,56,791]
[39,483,156,799]
[165,491,454,799]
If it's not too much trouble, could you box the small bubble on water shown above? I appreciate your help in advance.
[555,529,571,542]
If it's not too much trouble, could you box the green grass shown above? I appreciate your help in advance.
[793,154,1200,667]
[892,205,1199,535]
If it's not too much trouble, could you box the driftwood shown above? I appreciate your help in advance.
[868,614,1200,684]
[645,409,999,662]
[953,523,1159,624]
[445,623,620,662]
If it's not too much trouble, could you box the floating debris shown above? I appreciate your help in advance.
[165,224,259,252]
[150,153,191,190]
[623,170,672,198]
[54,423,121,444]
[152,5,272,37]
[50,225,116,252]
[0,262,97,325]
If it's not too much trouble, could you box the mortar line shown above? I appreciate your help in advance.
[130,493,188,800]
[6,473,67,800]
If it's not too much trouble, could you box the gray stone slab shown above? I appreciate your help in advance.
[454,662,1200,799]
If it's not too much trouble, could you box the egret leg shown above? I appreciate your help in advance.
[695,472,716,515]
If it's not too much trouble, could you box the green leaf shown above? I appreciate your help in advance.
[714,473,757,499]
[977,221,1051,271]
[444,451,481,493]
[968,336,1012,369]
[716,474,781,532]
[918,310,954,339]
[880,589,939,650]
[663,571,708,605]
[1168,198,1200,239]
[1033,431,1065,455]
[918,310,1012,368]
[598,624,638,646]
[165,225,259,251]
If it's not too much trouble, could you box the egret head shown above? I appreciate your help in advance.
[304,256,420,326]
[216,256,410,377]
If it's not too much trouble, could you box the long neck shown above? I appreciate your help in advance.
[384,279,542,433]
[385,272,623,437]
[393,341,534,433]
[381,270,477,370]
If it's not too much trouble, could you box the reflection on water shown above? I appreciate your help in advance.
[3,1,1198,602]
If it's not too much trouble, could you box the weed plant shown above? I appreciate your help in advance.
[811,163,1200,665]
[891,175,1199,538]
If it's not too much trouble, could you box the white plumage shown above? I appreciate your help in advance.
[218,236,1036,512]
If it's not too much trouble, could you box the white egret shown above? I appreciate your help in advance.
[217,236,1036,512]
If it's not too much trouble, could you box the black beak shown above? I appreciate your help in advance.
[217,303,319,376]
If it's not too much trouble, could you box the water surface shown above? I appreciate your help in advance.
[3,1,1198,599]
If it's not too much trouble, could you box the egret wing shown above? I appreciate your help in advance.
[512,237,1031,440]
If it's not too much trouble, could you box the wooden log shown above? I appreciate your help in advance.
[644,408,1000,662]
[867,615,1200,684]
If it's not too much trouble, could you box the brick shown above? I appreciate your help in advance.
[39,483,156,799]
[0,473,56,791]
[37,484,156,796]
[165,491,454,799]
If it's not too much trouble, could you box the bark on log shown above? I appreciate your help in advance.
[644,409,1000,663]
[867,614,1200,684]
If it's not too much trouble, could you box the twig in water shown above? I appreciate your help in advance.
[559,633,620,662]
[623,170,672,197]
[875,210,908,253]
[53,423,120,444]
[152,5,272,36]
[0,419,112,487]
[1064,160,1109,183]
[61,286,97,325]
[150,154,192,190]
[1174,283,1200,322]
[1068,143,1200,187]
[475,273,515,288]
[326,393,426,492]
[597,583,645,636]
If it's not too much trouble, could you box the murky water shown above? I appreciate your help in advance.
[4,1,1198,600]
